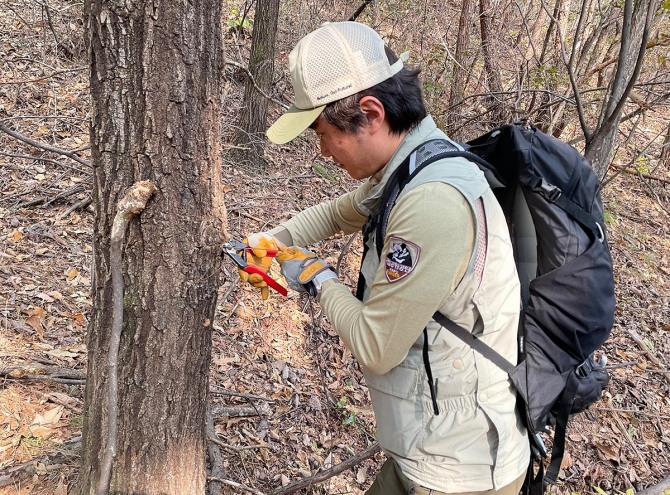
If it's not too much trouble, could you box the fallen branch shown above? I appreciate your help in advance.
[59,196,93,218]
[637,475,670,495]
[612,412,651,473]
[608,162,670,186]
[0,435,81,488]
[627,328,670,386]
[0,67,87,85]
[97,180,157,495]
[208,476,267,495]
[206,407,225,495]
[209,386,272,402]
[0,150,90,175]
[211,401,271,418]
[0,122,92,168]
[271,442,381,495]
[0,365,86,385]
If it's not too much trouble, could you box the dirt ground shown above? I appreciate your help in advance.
[1,1,670,494]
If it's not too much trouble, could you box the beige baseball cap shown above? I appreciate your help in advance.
[266,22,406,145]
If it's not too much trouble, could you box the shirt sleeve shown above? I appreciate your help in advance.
[271,180,373,246]
[320,182,476,375]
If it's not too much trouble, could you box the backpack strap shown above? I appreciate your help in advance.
[374,145,505,258]
[368,140,508,416]
[526,174,605,242]
[431,311,514,373]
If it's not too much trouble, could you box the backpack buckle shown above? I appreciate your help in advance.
[575,358,593,377]
[534,179,562,202]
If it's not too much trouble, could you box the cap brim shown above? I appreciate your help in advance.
[266,105,325,144]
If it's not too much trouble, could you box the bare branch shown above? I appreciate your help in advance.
[540,0,591,140]
[596,1,654,140]
[97,180,157,495]
[0,122,92,167]
[1,67,87,84]
[226,60,289,110]
[270,442,381,495]
[348,0,374,21]
[0,150,91,175]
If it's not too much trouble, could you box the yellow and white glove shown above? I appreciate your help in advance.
[276,247,338,297]
[239,232,283,300]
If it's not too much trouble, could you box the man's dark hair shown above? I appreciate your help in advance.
[320,47,427,135]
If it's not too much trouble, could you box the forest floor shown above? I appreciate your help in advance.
[2,1,670,494]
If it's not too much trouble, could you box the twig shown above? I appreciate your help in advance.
[206,407,225,495]
[228,208,266,223]
[270,442,381,495]
[225,60,289,110]
[208,476,267,495]
[612,412,651,473]
[627,328,670,386]
[593,406,670,420]
[209,386,272,402]
[97,180,157,495]
[211,401,271,418]
[348,0,374,21]
[59,197,93,218]
[636,474,670,495]
[0,365,86,385]
[0,150,91,175]
[209,434,272,453]
[0,435,81,488]
[606,163,670,186]
[0,122,91,167]
[336,232,359,277]
[42,0,60,48]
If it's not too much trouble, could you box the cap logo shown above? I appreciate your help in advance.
[385,237,420,283]
[315,83,354,102]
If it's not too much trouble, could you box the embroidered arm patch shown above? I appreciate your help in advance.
[385,237,420,282]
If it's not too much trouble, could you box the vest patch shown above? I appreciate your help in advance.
[385,237,420,282]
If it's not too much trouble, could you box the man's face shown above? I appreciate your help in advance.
[311,117,383,180]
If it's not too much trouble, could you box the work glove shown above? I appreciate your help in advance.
[239,232,283,300]
[276,247,338,297]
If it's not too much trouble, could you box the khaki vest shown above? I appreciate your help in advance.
[360,156,530,491]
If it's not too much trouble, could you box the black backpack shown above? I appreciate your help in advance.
[363,123,616,495]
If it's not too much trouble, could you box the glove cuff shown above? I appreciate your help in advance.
[312,269,338,294]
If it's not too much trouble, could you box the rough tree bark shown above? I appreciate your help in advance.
[478,0,507,126]
[231,0,280,174]
[584,0,661,179]
[447,0,476,120]
[77,0,226,493]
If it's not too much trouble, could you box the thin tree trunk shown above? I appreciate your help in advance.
[232,0,280,174]
[585,0,660,179]
[478,0,506,125]
[78,0,226,492]
[448,0,475,111]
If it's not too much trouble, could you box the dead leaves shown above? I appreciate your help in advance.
[0,389,70,468]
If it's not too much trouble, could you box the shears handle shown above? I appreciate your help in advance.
[242,265,288,296]
[244,247,281,257]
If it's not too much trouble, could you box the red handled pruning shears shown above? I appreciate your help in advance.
[221,240,287,296]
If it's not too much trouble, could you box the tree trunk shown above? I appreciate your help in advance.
[78,0,226,493]
[478,0,507,126]
[231,0,280,174]
[585,0,660,179]
[448,0,475,122]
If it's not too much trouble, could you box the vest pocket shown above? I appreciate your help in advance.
[364,363,422,457]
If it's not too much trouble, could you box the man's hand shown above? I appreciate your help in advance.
[239,233,282,300]
[276,247,338,296]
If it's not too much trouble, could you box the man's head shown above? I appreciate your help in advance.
[266,22,426,146]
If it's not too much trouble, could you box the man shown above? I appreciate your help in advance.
[242,21,530,495]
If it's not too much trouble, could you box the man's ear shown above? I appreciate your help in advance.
[359,96,385,133]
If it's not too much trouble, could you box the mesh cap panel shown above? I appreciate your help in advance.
[267,22,406,144]
[291,22,405,109]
